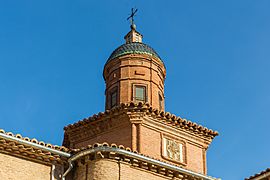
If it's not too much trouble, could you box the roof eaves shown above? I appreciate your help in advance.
[0,129,70,164]
[245,168,270,180]
[64,102,219,138]
[70,142,219,180]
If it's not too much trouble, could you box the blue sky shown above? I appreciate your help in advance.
[0,1,269,179]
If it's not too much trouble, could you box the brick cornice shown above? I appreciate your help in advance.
[70,142,218,180]
[245,168,270,180]
[64,102,218,139]
[0,129,68,165]
[142,117,212,148]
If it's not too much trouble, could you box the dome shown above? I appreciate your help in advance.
[106,42,163,64]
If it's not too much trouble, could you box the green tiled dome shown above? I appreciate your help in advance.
[106,42,163,64]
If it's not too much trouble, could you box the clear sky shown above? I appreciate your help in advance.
[0,0,269,179]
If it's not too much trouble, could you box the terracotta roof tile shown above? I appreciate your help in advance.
[245,168,270,180]
[64,102,218,138]
[69,142,218,180]
[0,129,69,164]
[106,42,163,65]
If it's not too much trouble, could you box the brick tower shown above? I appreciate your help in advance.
[103,24,166,111]
[63,19,218,178]
[0,11,219,180]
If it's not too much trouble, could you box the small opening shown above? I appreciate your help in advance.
[134,86,146,102]
[159,93,163,111]
[111,90,117,108]
[135,35,139,42]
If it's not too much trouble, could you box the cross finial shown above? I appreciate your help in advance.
[127,8,138,30]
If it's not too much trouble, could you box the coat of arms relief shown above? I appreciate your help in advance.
[162,137,185,164]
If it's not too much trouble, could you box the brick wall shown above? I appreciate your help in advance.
[67,112,210,175]
[104,54,166,111]
[0,153,51,180]
[139,117,209,174]
[74,158,181,180]
[73,122,132,149]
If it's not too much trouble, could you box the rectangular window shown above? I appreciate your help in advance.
[111,90,117,108]
[134,86,146,102]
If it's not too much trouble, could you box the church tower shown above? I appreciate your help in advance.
[103,23,166,111]
[63,12,218,178]
[0,10,219,180]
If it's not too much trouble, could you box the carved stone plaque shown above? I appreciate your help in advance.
[162,138,184,163]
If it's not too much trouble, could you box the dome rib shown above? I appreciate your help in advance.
[106,42,163,64]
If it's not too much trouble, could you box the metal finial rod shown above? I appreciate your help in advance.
[127,8,138,27]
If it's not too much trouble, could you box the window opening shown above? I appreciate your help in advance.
[111,90,117,108]
[159,93,163,110]
[134,86,146,102]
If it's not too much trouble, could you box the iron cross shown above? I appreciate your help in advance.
[127,8,138,25]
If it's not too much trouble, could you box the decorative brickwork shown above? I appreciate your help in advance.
[64,102,218,139]
[71,143,217,180]
[0,129,69,180]
[0,19,219,180]
[0,129,68,165]
[63,102,218,174]
[246,168,270,180]
[104,28,166,111]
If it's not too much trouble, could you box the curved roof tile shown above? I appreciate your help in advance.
[0,129,68,152]
[106,42,163,64]
[64,102,219,138]
[245,168,270,180]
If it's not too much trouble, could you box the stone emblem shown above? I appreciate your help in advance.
[162,138,184,163]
